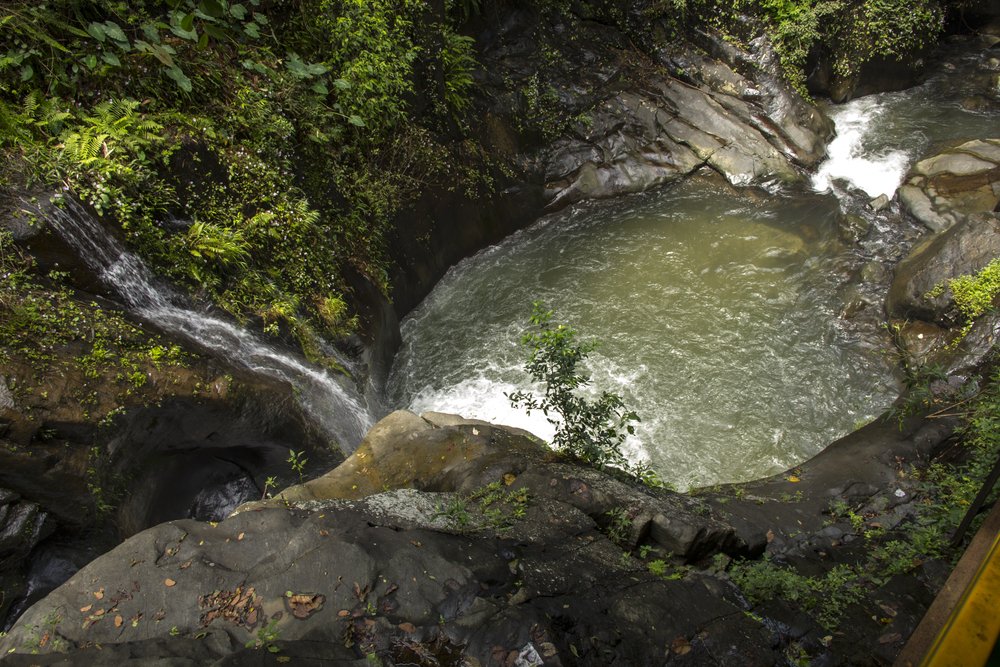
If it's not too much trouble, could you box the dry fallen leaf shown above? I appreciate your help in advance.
[164,578,176,587]
[671,636,691,655]
[787,475,801,483]
[337,609,350,617]
[80,604,93,613]
[94,589,105,600]
[398,622,416,633]
[285,593,326,619]
[114,615,123,628]
[237,532,245,541]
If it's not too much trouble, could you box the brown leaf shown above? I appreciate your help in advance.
[766,530,775,543]
[164,578,176,587]
[338,609,350,617]
[94,609,105,617]
[237,532,245,541]
[94,588,105,600]
[80,604,93,613]
[114,615,123,628]
[39,631,50,648]
[671,636,691,655]
[319,529,329,537]
[153,610,166,621]
[398,622,416,634]
[180,560,192,570]
[286,593,326,620]
[384,583,399,596]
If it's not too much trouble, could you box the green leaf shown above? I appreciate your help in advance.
[311,81,328,95]
[243,22,259,38]
[166,65,193,92]
[19,64,33,81]
[199,0,225,18]
[83,54,98,69]
[229,3,247,20]
[203,23,228,40]
[332,78,351,90]
[181,12,196,32]
[87,22,107,43]
[347,115,365,127]
[253,13,268,25]
[101,52,121,67]
[141,23,161,44]
[102,21,128,43]
[170,24,198,41]
[197,31,210,49]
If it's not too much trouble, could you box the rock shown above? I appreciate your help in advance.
[899,139,1000,232]
[839,213,872,244]
[0,489,56,623]
[264,411,747,562]
[860,261,889,284]
[869,194,891,212]
[0,488,764,664]
[893,320,951,368]
[887,213,1000,324]
[0,376,13,412]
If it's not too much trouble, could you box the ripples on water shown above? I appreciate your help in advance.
[391,41,999,490]
[389,181,899,489]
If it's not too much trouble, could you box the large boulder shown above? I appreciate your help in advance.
[887,212,1000,325]
[898,139,1000,232]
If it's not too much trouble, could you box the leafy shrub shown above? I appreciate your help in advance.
[508,302,642,475]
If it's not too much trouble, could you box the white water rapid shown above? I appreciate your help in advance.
[42,196,375,452]
[811,96,911,198]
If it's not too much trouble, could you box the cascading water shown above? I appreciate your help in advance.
[812,43,1000,201]
[42,196,375,452]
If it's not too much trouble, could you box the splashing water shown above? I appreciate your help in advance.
[811,96,911,198]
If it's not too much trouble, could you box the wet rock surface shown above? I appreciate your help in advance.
[898,139,1000,233]
[1,410,965,665]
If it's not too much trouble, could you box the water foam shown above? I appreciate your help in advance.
[812,96,911,199]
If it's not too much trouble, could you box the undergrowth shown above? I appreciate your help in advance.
[726,365,1000,633]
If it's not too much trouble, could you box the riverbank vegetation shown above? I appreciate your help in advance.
[0,0,482,361]
[1,0,977,362]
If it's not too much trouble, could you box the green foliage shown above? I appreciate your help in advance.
[508,302,644,476]
[2,0,485,364]
[306,0,424,140]
[287,449,308,483]
[666,0,954,95]
[728,558,864,630]
[604,506,634,548]
[436,481,531,532]
[935,258,1000,344]
[440,27,477,119]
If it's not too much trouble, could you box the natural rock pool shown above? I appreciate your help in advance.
[388,179,899,489]
[388,37,1000,490]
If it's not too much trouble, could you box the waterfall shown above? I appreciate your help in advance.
[42,195,375,453]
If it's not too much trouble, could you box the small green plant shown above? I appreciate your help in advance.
[261,476,277,500]
[245,618,281,653]
[929,258,1000,345]
[508,302,642,477]
[604,506,633,548]
[287,449,308,483]
[728,557,864,631]
[435,495,470,528]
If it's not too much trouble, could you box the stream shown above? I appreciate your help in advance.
[389,43,1000,490]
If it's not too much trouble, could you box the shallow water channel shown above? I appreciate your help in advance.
[389,181,899,489]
